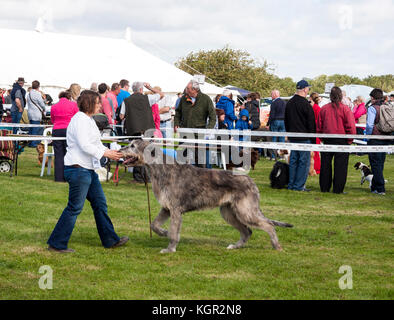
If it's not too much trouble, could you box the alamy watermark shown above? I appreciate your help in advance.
[338,5,353,30]
[38,265,53,290]
[338,265,353,290]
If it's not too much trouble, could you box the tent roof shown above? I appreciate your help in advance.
[339,84,385,102]
[0,28,225,95]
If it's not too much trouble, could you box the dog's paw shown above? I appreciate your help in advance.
[160,248,176,254]
[226,244,238,250]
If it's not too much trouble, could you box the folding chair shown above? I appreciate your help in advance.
[40,127,54,176]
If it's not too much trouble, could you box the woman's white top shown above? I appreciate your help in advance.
[64,111,107,170]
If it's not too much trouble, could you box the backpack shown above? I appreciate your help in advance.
[376,102,394,133]
[269,161,289,189]
[92,113,109,131]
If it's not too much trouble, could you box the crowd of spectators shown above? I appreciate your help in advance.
[0,76,392,194]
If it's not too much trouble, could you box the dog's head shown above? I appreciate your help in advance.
[354,162,368,170]
[119,139,165,167]
[36,143,44,154]
[119,139,149,167]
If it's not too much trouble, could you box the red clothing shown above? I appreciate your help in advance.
[312,103,321,174]
[151,103,162,138]
[50,98,79,130]
[352,102,366,123]
[100,95,114,125]
[317,102,356,144]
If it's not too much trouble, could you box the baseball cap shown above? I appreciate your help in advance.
[296,80,311,89]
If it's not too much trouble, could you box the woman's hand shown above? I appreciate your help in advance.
[104,150,123,161]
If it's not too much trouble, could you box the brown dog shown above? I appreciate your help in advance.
[226,148,260,171]
[36,143,48,165]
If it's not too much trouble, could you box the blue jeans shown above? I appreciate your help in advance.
[368,139,390,193]
[270,120,285,159]
[11,110,23,134]
[47,166,120,250]
[28,120,43,147]
[160,120,172,139]
[288,140,311,191]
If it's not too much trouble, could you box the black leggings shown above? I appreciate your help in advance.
[52,128,67,182]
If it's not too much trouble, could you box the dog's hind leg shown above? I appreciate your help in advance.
[235,202,282,251]
[151,207,170,237]
[160,211,182,254]
[220,205,252,250]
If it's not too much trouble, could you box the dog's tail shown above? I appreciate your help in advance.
[269,219,293,228]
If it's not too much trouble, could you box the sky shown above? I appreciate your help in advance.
[1,0,393,81]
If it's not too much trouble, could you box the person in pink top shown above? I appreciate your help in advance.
[352,96,367,134]
[309,92,321,174]
[98,83,114,125]
[145,88,163,138]
[51,90,79,182]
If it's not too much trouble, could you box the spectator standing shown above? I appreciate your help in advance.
[365,88,392,195]
[10,77,26,134]
[4,89,12,104]
[284,80,316,192]
[317,87,356,194]
[26,80,46,147]
[215,89,237,130]
[341,90,353,110]
[98,83,114,125]
[158,89,173,138]
[310,92,321,174]
[245,92,261,131]
[267,90,286,160]
[50,90,79,182]
[47,90,127,252]
[107,83,120,123]
[174,80,216,167]
[116,79,131,135]
[352,96,367,135]
[146,87,163,138]
[174,80,216,131]
[90,82,98,92]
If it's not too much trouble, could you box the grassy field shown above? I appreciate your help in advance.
[0,147,393,300]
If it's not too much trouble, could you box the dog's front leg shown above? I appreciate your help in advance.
[151,208,170,237]
[160,211,182,254]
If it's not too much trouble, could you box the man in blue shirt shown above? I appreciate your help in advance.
[366,88,393,195]
[115,79,130,135]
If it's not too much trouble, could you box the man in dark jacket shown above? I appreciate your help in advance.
[284,80,316,191]
[10,77,26,133]
[267,89,286,160]
[174,80,216,130]
[174,80,216,167]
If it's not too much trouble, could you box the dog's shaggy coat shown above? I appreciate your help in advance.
[120,140,292,253]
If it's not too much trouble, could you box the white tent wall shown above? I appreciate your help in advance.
[0,28,227,104]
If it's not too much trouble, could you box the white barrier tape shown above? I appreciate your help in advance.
[177,128,394,140]
[0,135,138,142]
[0,123,52,128]
[143,137,394,153]
[1,135,392,153]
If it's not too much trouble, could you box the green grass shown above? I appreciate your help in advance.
[0,148,393,300]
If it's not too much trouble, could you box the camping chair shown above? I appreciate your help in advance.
[40,127,54,177]
[0,129,19,177]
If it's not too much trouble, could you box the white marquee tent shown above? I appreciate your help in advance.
[0,28,235,102]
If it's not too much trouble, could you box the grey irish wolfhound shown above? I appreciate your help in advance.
[119,140,293,253]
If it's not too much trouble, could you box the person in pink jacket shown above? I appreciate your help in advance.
[51,90,79,182]
[352,96,367,134]
[98,83,114,125]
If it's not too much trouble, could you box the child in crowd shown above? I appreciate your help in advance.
[235,109,252,142]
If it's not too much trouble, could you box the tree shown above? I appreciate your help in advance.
[175,46,293,97]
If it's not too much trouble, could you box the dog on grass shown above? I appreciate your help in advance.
[354,162,373,188]
[120,140,293,253]
[36,143,48,165]
[269,161,289,189]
